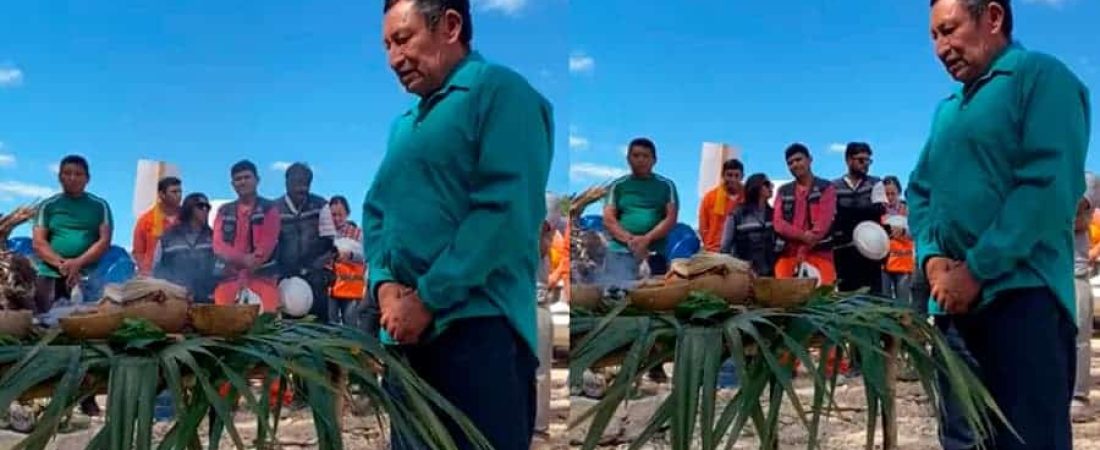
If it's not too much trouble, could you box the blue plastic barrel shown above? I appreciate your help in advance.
[665,223,701,260]
[576,214,605,233]
[5,237,34,257]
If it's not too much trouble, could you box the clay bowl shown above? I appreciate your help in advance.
[571,284,604,310]
[627,279,692,311]
[0,310,33,339]
[752,277,817,309]
[679,271,754,305]
[190,304,260,338]
[121,292,191,333]
[59,311,125,340]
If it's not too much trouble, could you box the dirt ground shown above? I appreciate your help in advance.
[572,338,1100,450]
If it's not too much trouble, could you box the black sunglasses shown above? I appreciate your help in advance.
[195,202,211,210]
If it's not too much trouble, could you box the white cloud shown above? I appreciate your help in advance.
[48,163,60,174]
[0,66,23,87]
[569,53,595,74]
[474,0,527,15]
[271,161,292,172]
[828,143,847,153]
[0,153,14,168]
[0,181,56,200]
[569,127,590,150]
[571,162,627,182]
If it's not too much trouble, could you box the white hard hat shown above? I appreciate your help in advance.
[334,237,363,259]
[278,277,314,317]
[883,214,908,232]
[853,221,890,260]
[795,262,824,287]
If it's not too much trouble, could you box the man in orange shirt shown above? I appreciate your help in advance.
[698,159,744,253]
[132,176,182,276]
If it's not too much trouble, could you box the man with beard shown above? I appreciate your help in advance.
[365,0,553,448]
[831,142,887,294]
[275,163,337,322]
[909,0,1090,447]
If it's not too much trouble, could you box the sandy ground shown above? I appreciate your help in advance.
[571,338,1100,450]
[0,365,571,450]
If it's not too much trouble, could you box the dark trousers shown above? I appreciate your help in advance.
[386,317,538,450]
[833,246,883,295]
[934,288,1075,450]
[32,275,101,416]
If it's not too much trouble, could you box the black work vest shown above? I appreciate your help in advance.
[777,177,834,250]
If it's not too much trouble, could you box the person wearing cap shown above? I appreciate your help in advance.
[831,142,887,294]
[908,1,1090,447]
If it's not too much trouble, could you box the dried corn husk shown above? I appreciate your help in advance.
[666,252,754,303]
[108,278,192,332]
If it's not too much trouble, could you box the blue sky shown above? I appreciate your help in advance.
[570,0,1099,227]
[0,0,568,247]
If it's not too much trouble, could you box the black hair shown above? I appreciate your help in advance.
[723,159,744,173]
[59,155,89,175]
[627,138,657,159]
[930,0,1013,38]
[157,176,182,193]
[329,195,351,213]
[883,176,903,190]
[743,173,772,206]
[285,162,313,183]
[230,160,258,177]
[178,193,211,226]
[384,0,473,45]
[785,143,811,161]
[845,142,873,159]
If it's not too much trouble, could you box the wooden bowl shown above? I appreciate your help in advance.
[627,279,691,311]
[190,304,259,338]
[681,271,754,305]
[0,310,33,338]
[571,284,603,310]
[121,293,190,333]
[59,311,125,340]
[753,278,817,308]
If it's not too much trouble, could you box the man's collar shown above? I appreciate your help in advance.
[403,50,483,116]
[950,41,1024,99]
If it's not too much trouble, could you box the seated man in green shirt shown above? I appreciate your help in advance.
[909,1,1090,449]
[32,155,114,313]
[367,1,553,448]
[32,154,113,417]
[601,138,680,285]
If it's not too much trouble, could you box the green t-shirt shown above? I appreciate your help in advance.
[606,173,679,254]
[34,192,114,277]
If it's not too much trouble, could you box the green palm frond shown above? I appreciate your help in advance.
[0,314,491,450]
[570,290,1012,450]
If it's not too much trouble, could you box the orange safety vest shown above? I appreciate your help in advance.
[330,260,366,301]
[883,212,914,274]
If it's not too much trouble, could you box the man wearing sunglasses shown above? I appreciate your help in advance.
[831,142,887,295]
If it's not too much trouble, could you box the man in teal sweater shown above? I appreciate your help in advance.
[909,1,1090,448]
[365,0,553,448]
